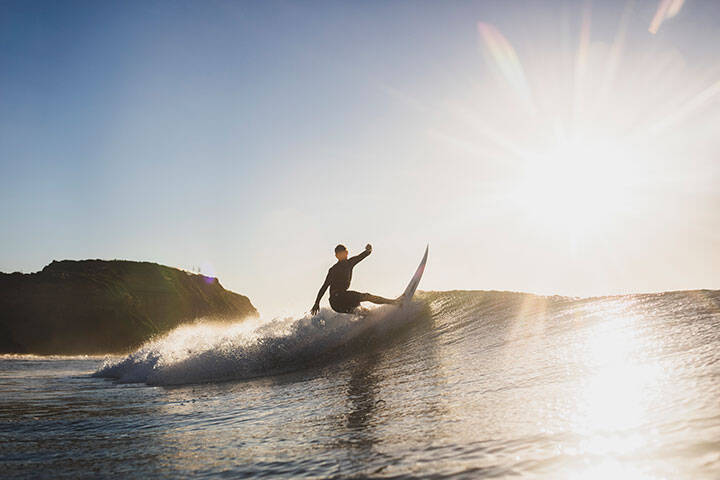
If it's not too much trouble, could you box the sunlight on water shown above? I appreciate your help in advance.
[562,306,673,477]
[4,292,719,478]
[579,315,652,426]
[568,461,661,480]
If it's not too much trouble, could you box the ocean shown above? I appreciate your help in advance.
[1,290,719,479]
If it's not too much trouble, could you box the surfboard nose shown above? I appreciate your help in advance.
[401,245,429,303]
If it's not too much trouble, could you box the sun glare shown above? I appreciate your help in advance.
[515,135,637,241]
[425,1,720,252]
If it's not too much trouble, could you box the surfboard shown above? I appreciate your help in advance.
[401,245,428,305]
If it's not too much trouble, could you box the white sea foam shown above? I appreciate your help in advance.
[93,303,425,385]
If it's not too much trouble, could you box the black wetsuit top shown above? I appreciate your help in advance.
[315,250,370,313]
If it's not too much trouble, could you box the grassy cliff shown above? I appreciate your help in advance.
[0,260,258,354]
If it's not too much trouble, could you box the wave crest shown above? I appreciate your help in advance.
[93,303,429,385]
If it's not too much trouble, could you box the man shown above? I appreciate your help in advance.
[311,244,398,315]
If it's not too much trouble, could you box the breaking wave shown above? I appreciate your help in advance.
[93,302,430,385]
[93,288,720,386]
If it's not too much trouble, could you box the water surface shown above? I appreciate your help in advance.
[2,290,719,478]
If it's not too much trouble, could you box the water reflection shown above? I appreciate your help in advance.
[559,305,672,478]
[335,312,449,476]
[336,354,385,476]
[345,355,382,436]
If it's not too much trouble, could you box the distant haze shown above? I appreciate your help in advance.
[2,0,719,317]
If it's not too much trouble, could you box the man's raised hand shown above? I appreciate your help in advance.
[365,244,372,253]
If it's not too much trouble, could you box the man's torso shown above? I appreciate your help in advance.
[328,260,353,295]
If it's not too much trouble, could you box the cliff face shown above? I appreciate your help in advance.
[0,260,258,354]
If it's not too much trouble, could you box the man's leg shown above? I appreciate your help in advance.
[360,293,400,305]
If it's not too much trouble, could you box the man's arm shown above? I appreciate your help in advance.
[349,244,372,266]
[311,274,330,315]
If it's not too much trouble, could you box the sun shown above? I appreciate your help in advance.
[514,134,637,242]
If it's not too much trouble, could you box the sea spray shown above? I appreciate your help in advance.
[94,302,429,385]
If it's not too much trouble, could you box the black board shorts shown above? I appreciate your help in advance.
[329,290,366,313]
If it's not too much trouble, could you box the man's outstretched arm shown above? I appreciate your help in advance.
[349,244,372,266]
[311,274,330,315]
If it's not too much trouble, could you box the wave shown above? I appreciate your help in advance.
[93,288,720,386]
[93,302,431,385]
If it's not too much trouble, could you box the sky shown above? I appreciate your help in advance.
[1,0,719,317]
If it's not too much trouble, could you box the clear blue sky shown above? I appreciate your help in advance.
[2,0,719,317]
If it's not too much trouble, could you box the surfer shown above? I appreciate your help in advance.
[311,244,399,315]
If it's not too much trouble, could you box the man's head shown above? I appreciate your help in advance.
[334,244,348,260]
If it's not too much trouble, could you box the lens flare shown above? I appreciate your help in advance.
[477,21,534,111]
[649,0,686,34]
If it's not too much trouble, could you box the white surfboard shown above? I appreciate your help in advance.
[401,245,428,305]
